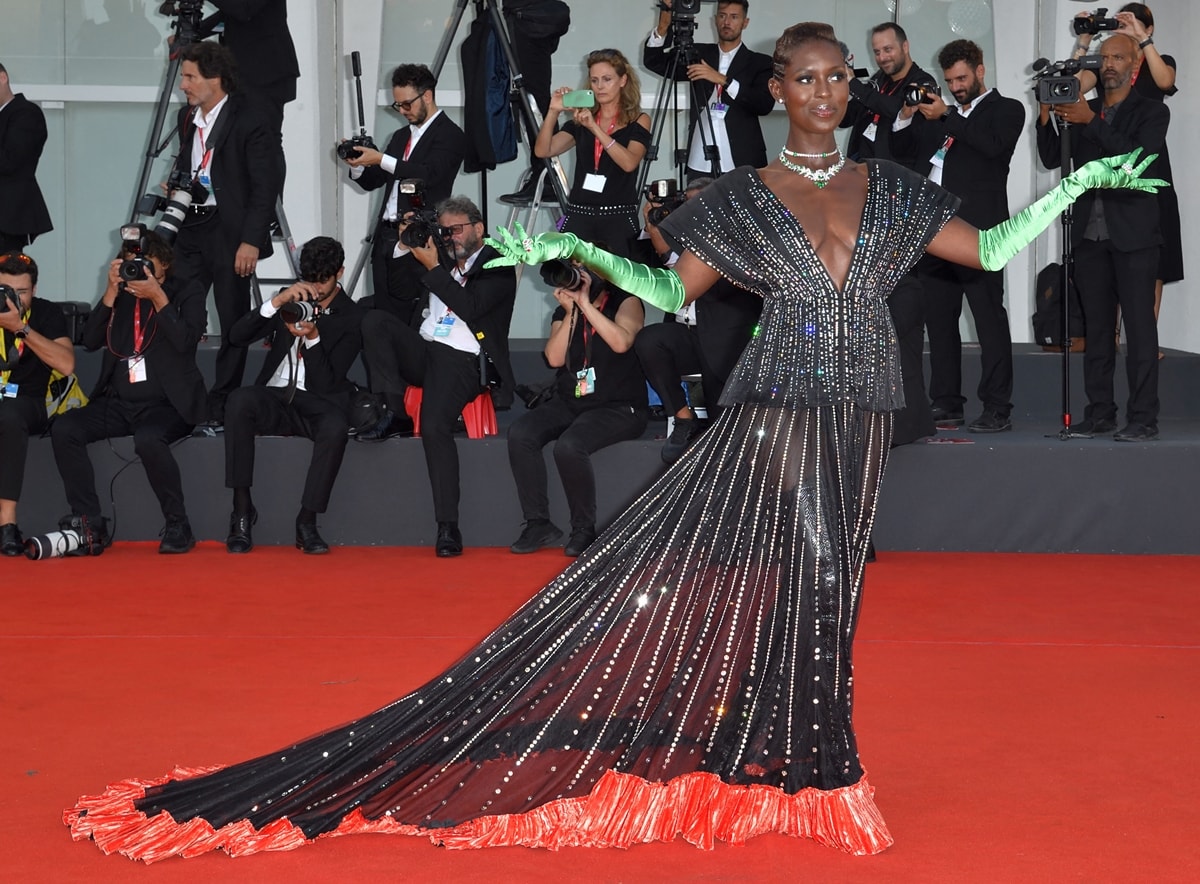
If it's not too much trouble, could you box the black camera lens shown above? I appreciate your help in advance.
[118,258,150,281]
[539,259,584,291]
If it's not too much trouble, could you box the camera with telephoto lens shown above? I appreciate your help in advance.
[396,179,450,249]
[279,294,322,326]
[118,224,155,281]
[903,83,940,107]
[643,179,687,226]
[0,283,21,313]
[134,168,209,246]
[1073,7,1121,36]
[539,259,585,292]
[24,514,108,559]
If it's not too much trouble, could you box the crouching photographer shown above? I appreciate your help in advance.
[45,229,207,556]
[223,236,364,555]
[0,253,75,555]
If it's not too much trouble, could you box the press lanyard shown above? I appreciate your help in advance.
[872,77,903,124]
[106,298,157,360]
[578,292,609,368]
[592,118,616,172]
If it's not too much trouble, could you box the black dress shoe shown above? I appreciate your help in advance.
[295,521,330,554]
[226,509,257,553]
[355,410,414,442]
[1068,417,1117,436]
[930,405,964,427]
[1114,422,1159,442]
[0,523,23,557]
[564,526,597,558]
[968,410,1012,433]
[159,520,196,554]
[436,522,463,557]
[661,417,703,464]
[510,519,563,554]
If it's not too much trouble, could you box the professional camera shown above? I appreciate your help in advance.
[118,224,155,281]
[540,259,585,292]
[643,179,687,226]
[135,168,209,245]
[903,83,940,107]
[157,0,206,46]
[279,295,322,326]
[1073,7,1121,36]
[1032,56,1102,105]
[338,51,377,161]
[24,514,108,560]
[396,179,450,249]
[0,283,21,313]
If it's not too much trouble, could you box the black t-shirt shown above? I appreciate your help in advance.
[0,296,68,400]
[552,287,647,409]
[561,117,650,206]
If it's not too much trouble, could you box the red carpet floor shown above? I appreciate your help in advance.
[3,546,1197,882]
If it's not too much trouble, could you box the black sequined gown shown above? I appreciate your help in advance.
[67,162,959,862]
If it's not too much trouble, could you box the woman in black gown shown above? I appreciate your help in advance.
[66,25,1164,863]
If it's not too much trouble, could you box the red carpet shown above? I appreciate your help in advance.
[3,546,1197,882]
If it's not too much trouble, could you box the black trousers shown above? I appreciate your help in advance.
[224,386,350,513]
[51,395,193,523]
[920,258,1014,417]
[888,272,935,446]
[1075,239,1160,427]
[0,232,34,252]
[0,395,48,501]
[361,310,481,523]
[369,225,423,323]
[635,322,704,416]
[507,395,647,531]
[172,212,251,401]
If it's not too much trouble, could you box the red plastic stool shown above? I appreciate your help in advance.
[403,386,498,439]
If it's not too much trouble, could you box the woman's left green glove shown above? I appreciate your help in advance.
[485,223,687,314]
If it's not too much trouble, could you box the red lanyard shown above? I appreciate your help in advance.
[132,301,149,355]
[592,117,616,172]
[579,292,609,367]
[872,77,903,124]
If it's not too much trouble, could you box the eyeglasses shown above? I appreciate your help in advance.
[443,223,475,235]
[391,95,423,112]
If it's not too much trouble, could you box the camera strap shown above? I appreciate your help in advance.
[105,298,157,361]
[579,291,610,369]
[0,308,32,379]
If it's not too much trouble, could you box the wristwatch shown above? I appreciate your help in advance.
[14,324,30,339]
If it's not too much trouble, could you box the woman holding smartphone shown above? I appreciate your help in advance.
[535,48,651,257]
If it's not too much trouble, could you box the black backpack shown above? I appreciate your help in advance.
[1032,262,1085,350]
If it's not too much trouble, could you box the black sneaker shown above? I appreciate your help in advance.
[159,520,196,554]
[1068,417,1117,436]
[510,519,564,554]
[931,405,965,427]
[564,527,597,558]
[967,410,1012,433]
[661,417,702,464]
[1113,422,1159,442]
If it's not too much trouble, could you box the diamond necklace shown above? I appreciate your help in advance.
[778,148,847,188]
[781,145,841,160]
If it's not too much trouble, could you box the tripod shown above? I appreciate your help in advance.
[1048,119,1084,440]
[639,15,723,195]
[129,3,300,299]
[344,0,570,296]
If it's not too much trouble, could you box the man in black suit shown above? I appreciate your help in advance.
[633,178,760,463]
[359,196,516,557]
[50,231,208,555]
[1038,32,1168,441]
[223,237,363,555]
[342,64,467,328]
[0,62,53,252]
[643,0,773,179]
[170,41,284,421]
[893,40,1024,433]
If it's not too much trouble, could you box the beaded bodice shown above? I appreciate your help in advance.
[660,161,959,411]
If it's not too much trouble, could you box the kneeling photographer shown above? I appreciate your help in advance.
[0,253,75,556]
[48,228,207,556]
[507,259,647,558]
[359,196,516,558]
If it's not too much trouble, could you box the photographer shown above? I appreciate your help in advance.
[358,196,516,557]
[50,231,208,554]
[632,178,760,463]
[170,41,284,423]
[642,1,774,179]
[507,263,646,557]
[1037,32,1168,440]
[222,237,362,555]
[893,40,1024,434]
[342,64,466,328]
[0,253,74,556]
[0,62,53,252]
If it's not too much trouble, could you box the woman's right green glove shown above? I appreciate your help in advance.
[486,223,687,314]
[978,148,1168,272]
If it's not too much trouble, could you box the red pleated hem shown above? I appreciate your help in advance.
[65,767,893,863]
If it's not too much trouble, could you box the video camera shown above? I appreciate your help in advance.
[664,0,709,64]
[396,180,450,249]
[134,167,209,246]
[643,179,687,226]
[337,51,378,161]
[1032,55,1102,105]
[157,0,207,48]
[1073,7,1121,36]
[903,83,941,107]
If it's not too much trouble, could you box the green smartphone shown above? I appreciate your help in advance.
[562,90,595,108]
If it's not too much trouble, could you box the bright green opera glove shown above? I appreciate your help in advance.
[978,148,1169,272]
[485,222,687,314]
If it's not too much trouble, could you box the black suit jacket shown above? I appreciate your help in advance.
[173,93,283,256]
[83,276,209,426]
[1036,90,1169,252]
[643,38,774,170]
[842,65,938,166]
[353,112,467,226]
[229,287,364,408]
[418,244,517,407]
[893,90,1025,228]
[202,0,300,106]
[0,93,52,239]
